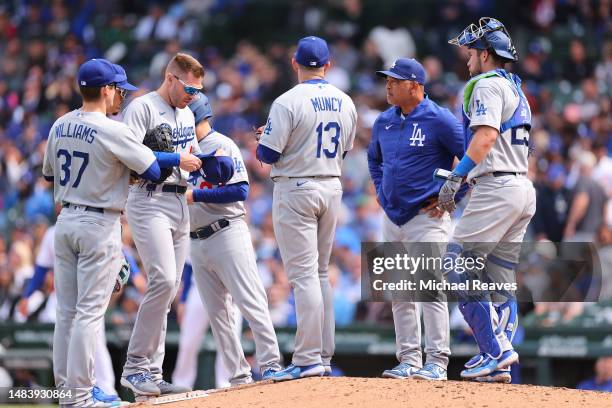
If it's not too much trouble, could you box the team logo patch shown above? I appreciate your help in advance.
[409,123,426,147]
[475,100,487,116]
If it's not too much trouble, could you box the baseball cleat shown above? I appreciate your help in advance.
[461,355,497,378]
[270,364,325,381]
[262,368,279,380]
[464,353,486,369]
[496,349,519,369]
[120,372,161,396]
[412,363,448,381]
[155,379,192,394]
[92,386,121,403]
[323,365,332,377]
[473,368,512,383]
[78,394,128,407]
[382,362,420,379]
[460,350,518,379]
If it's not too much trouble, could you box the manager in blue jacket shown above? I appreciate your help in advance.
[368,58,464,381]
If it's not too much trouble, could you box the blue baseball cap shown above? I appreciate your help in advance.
[77,59,122,87]
[294,36,330,68]
[188,93,213,125]
[111,64,138,91]
[376,58,426,85]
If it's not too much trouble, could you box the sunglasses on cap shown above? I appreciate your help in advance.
[172,74,202,96]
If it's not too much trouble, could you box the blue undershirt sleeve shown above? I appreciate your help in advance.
[192,182,249,203]
[256,144,281,164]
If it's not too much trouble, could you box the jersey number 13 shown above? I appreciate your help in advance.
[316,121,340,158]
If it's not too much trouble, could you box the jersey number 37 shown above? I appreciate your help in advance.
[316,121,340,158]
[57,149,90,187]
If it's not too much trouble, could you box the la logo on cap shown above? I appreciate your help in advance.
[81,81,86,85]
[390,61,396,69]
[411,74,416,78]
[310,61,316,66]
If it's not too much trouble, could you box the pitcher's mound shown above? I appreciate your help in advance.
[139,377,612,408]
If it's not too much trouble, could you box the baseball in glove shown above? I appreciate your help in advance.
[143,123,175,184]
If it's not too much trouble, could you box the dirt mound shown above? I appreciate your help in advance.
[140,377,612,408]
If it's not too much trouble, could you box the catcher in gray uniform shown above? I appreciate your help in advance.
[438,17,535,383]
[120,53,234,399]
[186,93,282,385]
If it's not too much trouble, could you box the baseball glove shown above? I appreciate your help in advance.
[143,123,174,184]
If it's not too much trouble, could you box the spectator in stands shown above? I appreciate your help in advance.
[533,163,571,242]
[564,151,608,242]
[577,357,612,392]
[563,39,595,83]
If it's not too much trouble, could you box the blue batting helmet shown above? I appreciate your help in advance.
[449,17,518,62]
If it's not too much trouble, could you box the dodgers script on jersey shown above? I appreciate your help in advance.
[42,110,156,211]
[467,77,531,180]
[259,80,357,178]
[188,131,248,228]
[123,92,201,185]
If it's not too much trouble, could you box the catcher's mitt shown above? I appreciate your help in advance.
[143,123,174,184]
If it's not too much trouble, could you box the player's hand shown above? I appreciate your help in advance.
[186,190,194,205]
[18,298,29,317]
[423,198,444,218]
[437,176,462,213]
[179,153,202,172]
[252,125,264,143]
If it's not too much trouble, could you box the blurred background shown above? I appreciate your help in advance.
[0,0,610,397]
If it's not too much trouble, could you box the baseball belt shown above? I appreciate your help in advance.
[62,202,105,213]
[144,184,187,194]
[471,171,526,185]
[190,218,230,240]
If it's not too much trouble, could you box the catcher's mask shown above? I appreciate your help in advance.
[448,17,518,62]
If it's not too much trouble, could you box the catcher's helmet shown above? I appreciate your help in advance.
[449,17,518,62]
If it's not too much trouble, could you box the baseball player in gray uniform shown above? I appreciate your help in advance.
[120,53,233,398]
[257,36,357,381]
[438,17,535,382]
[185,93,282,385]
[42,58,160,407]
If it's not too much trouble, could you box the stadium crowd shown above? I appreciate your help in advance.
[0,0,609,371]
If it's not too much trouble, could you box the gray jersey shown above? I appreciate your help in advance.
[467,76,530,180]
[123,92,201,186]
[188,131,248,229]
[259,81,357,178]
[42,110,155,211]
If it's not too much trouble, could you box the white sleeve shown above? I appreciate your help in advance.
[42,135,54,178]
[345,100,358,152]
[258,101,293,153]
[123,99,151,142]
[107,125,156,174]
[469,84,503,131]
[227,142,249,185]
[191,135,201,154]
[36,228,55,268]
